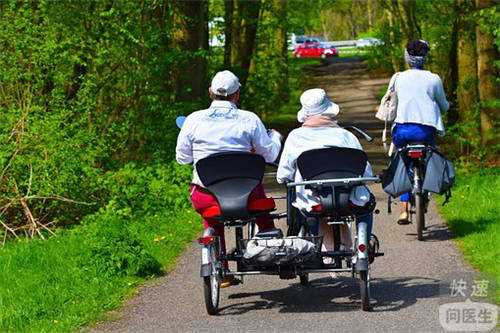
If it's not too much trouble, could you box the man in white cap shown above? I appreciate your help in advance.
[176,70,282,287]
[277,88,374,266]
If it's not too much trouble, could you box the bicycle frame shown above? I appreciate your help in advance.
[286,176,379,272]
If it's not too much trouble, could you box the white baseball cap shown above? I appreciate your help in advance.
[210,70,241,96]
[297,88,339,123]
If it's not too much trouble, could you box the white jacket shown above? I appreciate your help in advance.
[277,126,372,212]
[176,100,281,187]
[391,69,449,136]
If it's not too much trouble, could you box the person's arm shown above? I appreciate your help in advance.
[175,117,194,165]
[433,75,450,112]
[276,138,296,184]
[251,116,281,163]
[386,73,398,93]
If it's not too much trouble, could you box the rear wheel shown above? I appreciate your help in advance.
[203,245,220,315]
[359,270,371,311]
[415,193,425,241]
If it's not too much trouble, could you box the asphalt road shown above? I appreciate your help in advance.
[92,58,474,333]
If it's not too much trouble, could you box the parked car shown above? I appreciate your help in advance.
[289,34,326,51]
[293,42,339,59]
[355,37,383,48]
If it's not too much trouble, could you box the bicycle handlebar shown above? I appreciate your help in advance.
[343,125,374,142]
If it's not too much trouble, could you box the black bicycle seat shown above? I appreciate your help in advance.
[196,152,274,220]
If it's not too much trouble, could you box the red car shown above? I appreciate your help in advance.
[293,42,339,59]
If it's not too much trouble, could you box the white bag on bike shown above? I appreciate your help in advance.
[243,237,316,265]
[382,151,412,197]
[422,149,455,194]
[375,72,400,122]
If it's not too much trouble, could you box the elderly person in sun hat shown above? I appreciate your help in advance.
[277,88,374,263]
[176,70,282,287]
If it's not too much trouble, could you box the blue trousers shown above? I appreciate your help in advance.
[392,123,436,202]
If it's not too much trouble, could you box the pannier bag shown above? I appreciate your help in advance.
[382,151,412,197]
[422,149,455,194]
[243,237,317,265]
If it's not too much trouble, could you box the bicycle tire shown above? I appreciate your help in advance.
[416,193,425,241]
[359,270,371,311]
[203,245,220,315]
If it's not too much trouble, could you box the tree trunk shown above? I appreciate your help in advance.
[223,0,234,67]
[385,7,401,72]
[230,0,261,85]
[475,0,499,145]
[367,0,373,31]
[446,0,460,126]
[457,0,479,122]
[274,0,288,108]
[172,0,209,102]
[396,0,420,50]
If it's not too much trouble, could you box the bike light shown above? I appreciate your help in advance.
[311,205,323,211]
[408,150,423,158]
[358,244,366,252]
[198,236,215,245]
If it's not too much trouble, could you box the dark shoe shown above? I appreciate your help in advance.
[220,275,241,288]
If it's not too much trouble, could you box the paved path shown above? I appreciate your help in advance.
[92,58,473,333]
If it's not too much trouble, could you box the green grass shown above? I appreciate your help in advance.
[0,161,202,332]
[438,167,500,303]
[338,48,369,58]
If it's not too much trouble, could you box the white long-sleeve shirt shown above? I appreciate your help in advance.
[176,100,281,187]
[277,126,372,212]
[390,69,450,136]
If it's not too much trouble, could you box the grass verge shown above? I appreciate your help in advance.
[438,167,500,303]
[0,161,202,332]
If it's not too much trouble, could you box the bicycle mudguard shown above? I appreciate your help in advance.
[200,228,216,277]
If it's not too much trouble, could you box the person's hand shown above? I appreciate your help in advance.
[268,129,283,142]
[268,128,282,136]
[374,105,379,112]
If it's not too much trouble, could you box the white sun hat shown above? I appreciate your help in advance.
[210,70,241,96]
[297,88,339,123]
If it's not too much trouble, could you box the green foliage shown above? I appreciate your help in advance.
[477,3,500,50]
[439,167,500,303]
[0,1,203,232]
[0,160,202,331]
[265,57,318,131]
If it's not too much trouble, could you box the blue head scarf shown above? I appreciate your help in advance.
[405,39,430,68]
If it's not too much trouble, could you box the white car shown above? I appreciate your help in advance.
[355,38,383,48]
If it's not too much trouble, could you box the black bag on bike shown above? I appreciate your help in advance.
[422,149,455,195]
[382,151,412,197]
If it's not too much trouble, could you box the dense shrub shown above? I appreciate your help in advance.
[0,1,203,234]
[0,160,201,331]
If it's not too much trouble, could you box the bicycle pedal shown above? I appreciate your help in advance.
[374,252,384,257]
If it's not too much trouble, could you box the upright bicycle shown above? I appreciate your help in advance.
[400,143,430,241]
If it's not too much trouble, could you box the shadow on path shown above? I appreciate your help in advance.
[221,275,440,315]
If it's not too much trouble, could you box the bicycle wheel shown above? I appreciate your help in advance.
[415,193,425,241]
[359,270,371,311]
[203,245,220,315]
